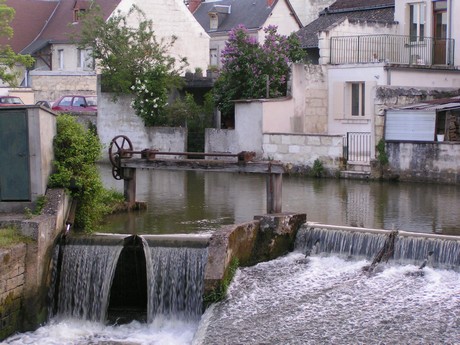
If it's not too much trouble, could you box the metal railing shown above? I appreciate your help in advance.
[345,132,372,163]
[330,35,455,66]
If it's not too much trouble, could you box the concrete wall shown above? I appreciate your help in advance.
[263,133,343,170]
[0,107,56,213]
[205,128,239,155]
[289,0,335,26]
[29,108,57,200]
[204,213,306,294]
[234,101,264,157]
[386,142,460,184]
[261,0,302,39]
[97,91,187,161]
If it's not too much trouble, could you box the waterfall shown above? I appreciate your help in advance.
[296,224,460,270]
[295,225,388,260]
[50,236,124,322]
[143,243,208,323]
[49,234,208,325]
[393,233,460,270]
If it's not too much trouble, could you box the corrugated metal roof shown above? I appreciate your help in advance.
[387,96,460,112]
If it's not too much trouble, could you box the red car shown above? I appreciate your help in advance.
[52,95,97,112]
[0,96,25,106]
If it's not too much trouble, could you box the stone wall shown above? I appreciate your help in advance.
[0,189,70,340]
[30,72,97,103]
[303,64,328,134]
[263,133,344,171]
[0,243,26,340]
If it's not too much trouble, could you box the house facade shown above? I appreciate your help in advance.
[6,0,210,103]
[193,0,303,69]
[295,0,460,168]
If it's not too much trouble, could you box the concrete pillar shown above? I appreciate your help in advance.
[266,173,282,213]
[123,168,136,209]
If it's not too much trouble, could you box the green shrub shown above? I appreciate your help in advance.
[203,257,239,306]
[24,194,47,218]
[311,159,324,178]
[48,114,124,232]
[376,139,389,165]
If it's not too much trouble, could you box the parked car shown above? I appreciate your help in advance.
[35,100,53,108]
[51,95,97,113]
[0,96,25,106]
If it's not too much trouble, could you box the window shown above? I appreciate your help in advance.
[73,8,86,22]
[409,3,426,41]
[209,48,218,66]
[58,49,64,70]
[350,82,365,116]
[77,49,84,69]
[72,97,86,107]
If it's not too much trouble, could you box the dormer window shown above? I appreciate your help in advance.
[73,8,86,22]
[73,0,90,23]
[209,12,218,30]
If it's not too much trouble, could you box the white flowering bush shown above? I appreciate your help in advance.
[130,66,171,126]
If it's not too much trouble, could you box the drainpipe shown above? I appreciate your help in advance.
[448,0,453,64]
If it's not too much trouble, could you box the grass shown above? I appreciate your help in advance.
[0,227,32,248]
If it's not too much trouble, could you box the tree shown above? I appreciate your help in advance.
[213,25,305,126]
[76,5,187,126]
[48,114,124,232]
[0,0,34,86]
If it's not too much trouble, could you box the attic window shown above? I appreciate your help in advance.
[73,8,86,22]
[73,0,90,22]
[209,13,218,30]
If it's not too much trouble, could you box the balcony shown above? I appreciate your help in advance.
[330,35,455,67]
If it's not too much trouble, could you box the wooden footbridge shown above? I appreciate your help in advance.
[108,135,285,213]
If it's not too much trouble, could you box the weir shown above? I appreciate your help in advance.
[49,234,209,324]
[296,223,460,270]
[47,221,460,334]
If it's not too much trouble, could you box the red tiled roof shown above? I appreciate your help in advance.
[1,0,59,53]
[3,0,121,54]
[36,0,121,44]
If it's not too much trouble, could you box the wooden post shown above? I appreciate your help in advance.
[123,168,136,209]
[266,173,282,213]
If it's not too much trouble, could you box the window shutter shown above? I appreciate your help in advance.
[331,82,345,119]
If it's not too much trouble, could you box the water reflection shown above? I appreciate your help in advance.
[98,164,460,235]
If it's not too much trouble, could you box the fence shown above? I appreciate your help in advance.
[345,132,372,163]
[330,35,455,66]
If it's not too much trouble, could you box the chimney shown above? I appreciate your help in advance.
[267,0,275,7]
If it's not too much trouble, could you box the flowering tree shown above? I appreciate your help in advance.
[213,25,305,125]
[77,5,186,126]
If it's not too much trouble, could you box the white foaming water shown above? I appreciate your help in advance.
[2,317,199,345]
[4,253,459,345]
[195,253,460,345]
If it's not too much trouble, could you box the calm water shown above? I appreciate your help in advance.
[99,164,460,235]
